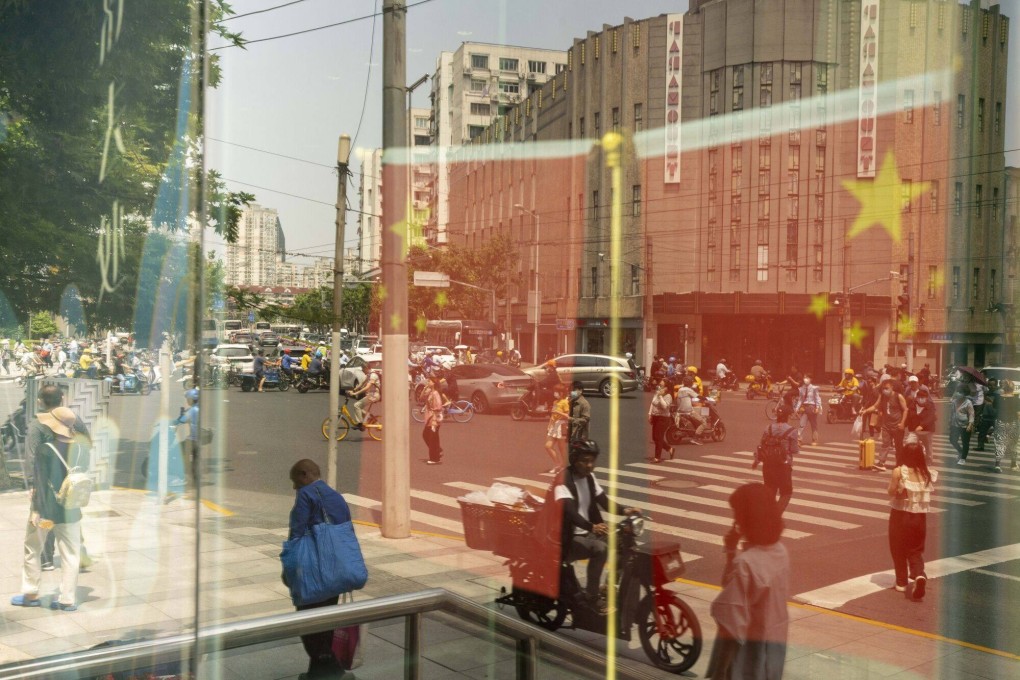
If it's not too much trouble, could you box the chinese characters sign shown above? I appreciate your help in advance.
[663,14,683,185]
[857,0,879,178]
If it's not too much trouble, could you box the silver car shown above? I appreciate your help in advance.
[450,363,534,414]
[524,353,639,397]
[209,344,255,374]
[338,353,382,393]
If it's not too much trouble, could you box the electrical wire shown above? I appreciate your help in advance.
[216,0,314,22]
[350,0,378,151]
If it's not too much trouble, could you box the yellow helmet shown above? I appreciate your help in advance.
[686,366,698,375]
[844,368,855,375]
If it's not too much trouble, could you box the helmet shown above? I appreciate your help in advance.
[283,349,291,354]
[687,366,698,374]
[754,359,763,366]
[668,356,676,362]
[844,368,854,375]
[568,439,600,463]
[625,352,633,359]
[185,388,199,402]
[719,358,727,364]
[318,341,326,346]
[496,351,503,357]
[545,359,556,368]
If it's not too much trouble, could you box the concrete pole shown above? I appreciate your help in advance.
[158,339,170,501]
[906,230,915,372]
[381,0,410,538]
[328,134,352,490]
[532,214,541,364]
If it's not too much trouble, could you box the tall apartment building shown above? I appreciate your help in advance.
[448,1,1010,374]
[427,42,568,246]
[225,203,285,288]
[356,108,432,274]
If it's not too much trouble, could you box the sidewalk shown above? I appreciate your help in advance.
[0,488,1014,679]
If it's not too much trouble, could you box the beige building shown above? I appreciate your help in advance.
[225,203,285,288]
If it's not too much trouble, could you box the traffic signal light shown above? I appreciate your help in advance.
[897,294,910,317]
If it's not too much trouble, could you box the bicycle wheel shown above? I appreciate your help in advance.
[450,400,474,423]
[765,399,779,421]
[320,416,350,441]
[365,414,382,441]
[411,403,426,423]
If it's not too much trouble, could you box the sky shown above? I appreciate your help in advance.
[206,0,1020,264]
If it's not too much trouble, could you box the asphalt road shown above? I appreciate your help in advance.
[2,377,1018,655]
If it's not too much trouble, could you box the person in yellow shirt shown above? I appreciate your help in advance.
[300,348,312,371]
[837,368,861,411]
[78,348,94,378]
[687,366,704,397]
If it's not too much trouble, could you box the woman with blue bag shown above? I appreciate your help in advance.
[281,459,368,679]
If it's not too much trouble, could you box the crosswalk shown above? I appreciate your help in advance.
[343,435,1020,566]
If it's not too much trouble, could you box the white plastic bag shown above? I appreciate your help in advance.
[486,482,527,506]
[460,490,491,505]
[850,415,863,439]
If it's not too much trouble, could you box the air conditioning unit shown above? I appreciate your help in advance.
[464,66,473,75]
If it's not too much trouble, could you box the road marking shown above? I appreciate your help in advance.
[200,499,235,516]
[794,542,1020,608]
[594,466,665,482]
[971,568,1020,583]
[495,475,813,540]
[344,493,465,534]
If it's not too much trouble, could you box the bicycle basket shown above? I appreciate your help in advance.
[458,500,497,551]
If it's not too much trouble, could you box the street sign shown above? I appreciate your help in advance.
[556,318,576,331]
[248,311,255,322]
[212,299,225,311]
[413,271,451,288]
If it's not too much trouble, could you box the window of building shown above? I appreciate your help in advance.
[789,195,799,218]
[758,145,771,170]
[812,245,822,282]
[591,190,599,220]
[928,266,938,299]
[757,217,769,244]
[632,22,641,50]
[759,171,770,195]
[732,88,744,111]
[992,186,999,222]
[471,54,489,69]
[470,78,486,92]
[730,244,741,281]
[903,89,914,124]
[710,92,719,116]
[973,267,981,300]
[527,60,546,74]
[952,266,961,300]
[468,125,485,140]
[760,84,772,108]
[791,62,802,84]
[815,194,824,218]
[757,245,769,281]
[593,111,600,136]
[976,184,983,218]
[499,81,519,94]
[469,103,490,116]
[933,91,942,125]
[761,62,773,84]
[790,83,801,101]
[978,98,985,132]
[555,63,566,74]
[901,179,913,212]
[788,170,799,195]
[957,94,965,129]
[931,181,939,213]
[499,57,519,71]
[734,65,744,87]
[634,103,643,131]
[990,269,997,301]
[758,197,770,221]
[711,70,720,93]
[815,145,825,171]
[579,116,585,136]
[954,182,963,215]
[995,101,1002,133]
[788,145,800,170]
[612,107,620,131]
[567,121,572,139]
[632,185,641,217]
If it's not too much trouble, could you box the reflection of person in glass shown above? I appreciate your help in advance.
[706,483,789,679]
[286,459,352,679]
[176,388,200,483]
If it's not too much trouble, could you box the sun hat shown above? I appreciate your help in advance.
[36,407,77,442]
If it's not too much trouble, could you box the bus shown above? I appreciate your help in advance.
[201,318,219,348]
[222,319,242,341]
[425,319,497,350]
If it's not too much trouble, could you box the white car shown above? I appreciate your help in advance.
[354,336,379,356]
[339,353,382,392]
[210,344,255,374]
[422,346,457,369]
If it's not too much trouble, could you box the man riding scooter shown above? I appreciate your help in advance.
[836,368,861,413]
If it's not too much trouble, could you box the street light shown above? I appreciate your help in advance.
[328,133,352,489]
[515,204,540,364]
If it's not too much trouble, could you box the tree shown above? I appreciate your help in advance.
[0,1,251,334]
[28,311,58,339]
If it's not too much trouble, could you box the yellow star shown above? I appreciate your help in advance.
[376,283,388,303]
[843,151,930,244]
[844,321,869,349]
[434,290,449,309]
[808,294,830,320]
[896,313,915,339]
[389,312,402,331]
[415,315,428,334]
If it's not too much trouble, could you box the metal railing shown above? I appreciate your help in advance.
[0,588,663,680]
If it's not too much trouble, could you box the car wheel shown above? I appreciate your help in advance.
[471,392,489,414]
[599,379,619,398]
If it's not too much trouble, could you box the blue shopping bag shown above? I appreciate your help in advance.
[281,489,368,606]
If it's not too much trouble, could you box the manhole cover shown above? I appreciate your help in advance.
[654,479,700,490]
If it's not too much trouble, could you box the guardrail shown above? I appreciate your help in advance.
[0,588,663,680]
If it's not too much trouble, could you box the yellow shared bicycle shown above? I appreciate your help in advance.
[320,397,382,441]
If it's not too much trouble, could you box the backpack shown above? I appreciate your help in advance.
[757,425,794,465]
[46,442,93,509]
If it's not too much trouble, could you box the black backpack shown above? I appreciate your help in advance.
[757,424,794,465]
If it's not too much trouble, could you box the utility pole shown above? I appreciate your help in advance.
[328,134,352,489]
[381,0,410,539]
[906,230,915,372]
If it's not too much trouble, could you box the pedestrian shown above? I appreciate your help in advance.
[974,379,998,452]
[176,388,200,483]
[904,386,937,466]
[904,375,921,403]
[542,386,569,473]
[0,341,10,375]
[860,376,908,471]
[567,380,591,442]
[886,441,937,600]
[285,459,353,679]
[10,387,88,612]
[794,373,822,445]
[253,349,267,392]
[706,483,789,680]
[859,375,879,438]
[422,375,444,465]
[989,383,1019,473]
[752,404,798,515]
[648,378,673,462]
[948,387,975,465]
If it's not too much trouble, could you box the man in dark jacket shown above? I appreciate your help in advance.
[905,385,938,465]
[568,381,591,442]
[286,459,353,679]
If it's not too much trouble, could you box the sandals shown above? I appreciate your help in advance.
[10,595,40,607]
[50,601,78,612]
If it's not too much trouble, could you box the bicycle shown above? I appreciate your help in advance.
[320,398,382,441]
[411,399,474,423]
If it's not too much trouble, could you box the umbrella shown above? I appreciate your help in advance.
[956,366,988,386]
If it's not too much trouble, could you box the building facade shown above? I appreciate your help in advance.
[446,2,1010,374]
[225,203,285,288]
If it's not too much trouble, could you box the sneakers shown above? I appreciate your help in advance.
[873,464,887,472]
[893,584,907,592]
[994,466,1003,473]
[41,562,54,572]
[912,576,927,601]
[425,460,442,465]
[957,459,967,466]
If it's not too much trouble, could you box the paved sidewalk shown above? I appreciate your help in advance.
[0,488,1015,678]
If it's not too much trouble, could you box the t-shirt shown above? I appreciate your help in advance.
[555,476,605,535]
[253,356,265,373]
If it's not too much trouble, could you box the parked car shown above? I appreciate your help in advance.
[523,353,639,397]
[338,353,383,393]
[209,344,255,375]
[354,335,379,356]
[451,363,534,414]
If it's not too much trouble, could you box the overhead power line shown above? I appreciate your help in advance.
[217,0,314,22]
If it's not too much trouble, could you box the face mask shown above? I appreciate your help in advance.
[882,389,893,396]
[803,378,811,385]
[570,390,581,399]
[917,398,928,405]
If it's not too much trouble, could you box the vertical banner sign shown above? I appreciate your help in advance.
[664,14,683,184]
[857,0,880,178]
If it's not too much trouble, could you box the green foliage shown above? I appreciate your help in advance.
[28,311,59,339]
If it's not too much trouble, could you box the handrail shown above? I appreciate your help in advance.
[0,588,664,680]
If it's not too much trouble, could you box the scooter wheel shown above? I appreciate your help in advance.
[637,592,702,673]
[826,409,835,424]
[296,382,309,394]
[510,403,526,421]
[514,594,566,631]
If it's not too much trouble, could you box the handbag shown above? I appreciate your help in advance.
[850,415,863,439]
[280,487,368,606]
[46,443,93,510]
[332,592,365,671]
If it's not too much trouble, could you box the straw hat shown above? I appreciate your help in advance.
[36,407,77,442]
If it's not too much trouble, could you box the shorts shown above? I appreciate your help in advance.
[762,462,793,496]
[546,419,567,440]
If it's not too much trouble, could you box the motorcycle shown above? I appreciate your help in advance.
[665,396,726,445]
[826,393,859,424]
[108,368,152,395]
[745,371,776,400]
[240,366,291,392]
[492,511,702,673]
[509,382,555,421]
[714,371,739,391]
[295,365,331,393]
